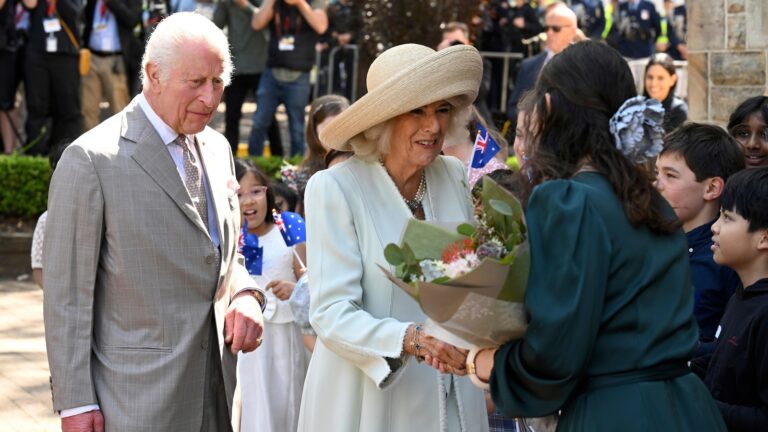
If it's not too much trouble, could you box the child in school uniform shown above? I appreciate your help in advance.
[655,123,745,353]
[692,167,768,431]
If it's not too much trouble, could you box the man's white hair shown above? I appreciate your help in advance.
[140,12,233,90]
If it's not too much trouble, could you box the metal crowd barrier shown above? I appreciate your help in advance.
[478,51,525,114]
[313,44,360,102]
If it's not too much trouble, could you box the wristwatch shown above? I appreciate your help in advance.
[466,346,491,390]
[245,289,267,312]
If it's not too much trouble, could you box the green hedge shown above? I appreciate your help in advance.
[0,154,305,218]
[0,155,51,218]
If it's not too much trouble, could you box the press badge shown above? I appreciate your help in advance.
[43,17,61,33]
[46,34,57,52]
[278,36,295,51]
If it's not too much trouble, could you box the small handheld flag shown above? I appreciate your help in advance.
[470,123,502,169]
[273,209,307,271]
[273,210,307,247]
[239,221,263,276]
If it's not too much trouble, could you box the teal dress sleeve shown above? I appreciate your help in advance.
[490,179,612,417]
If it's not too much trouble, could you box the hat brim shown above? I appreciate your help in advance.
[320,44,483,151]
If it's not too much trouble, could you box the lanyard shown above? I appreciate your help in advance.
[274,3,301,39]
[46,0,56,17]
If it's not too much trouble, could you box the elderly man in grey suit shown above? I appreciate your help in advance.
[43,12,266,432]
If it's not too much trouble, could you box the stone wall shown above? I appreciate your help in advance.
[688,0,768,123]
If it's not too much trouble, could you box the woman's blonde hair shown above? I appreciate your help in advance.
[348,103,474,161]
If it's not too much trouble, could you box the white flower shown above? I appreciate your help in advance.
[444,253,481,279]
[419,260,447,282]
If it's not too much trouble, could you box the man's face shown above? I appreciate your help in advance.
[438,29,469,50]
[146,40,225,135]
[544,12,576,54]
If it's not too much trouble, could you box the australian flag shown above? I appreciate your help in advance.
[273,210,307,247]
[470,123,502,169]
[239,221,263,276]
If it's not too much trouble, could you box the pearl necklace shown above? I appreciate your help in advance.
[382,163,427,213]
[403,172,427,212]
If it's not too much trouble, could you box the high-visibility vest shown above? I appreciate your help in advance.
[602,2,614,39]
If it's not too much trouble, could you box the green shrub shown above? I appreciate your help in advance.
[245,155,304,179]
[0,154,306,218]
[0,155,51,218]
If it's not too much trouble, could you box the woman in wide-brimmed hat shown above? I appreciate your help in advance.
[297,43,488,432]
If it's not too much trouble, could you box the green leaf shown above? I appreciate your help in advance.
[488,199,514,216]
[383,243,404,265]
[400,219,467,260]
[457,223,476,237]
[402,243,417,265]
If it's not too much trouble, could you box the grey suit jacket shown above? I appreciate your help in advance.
[43,97,256,431]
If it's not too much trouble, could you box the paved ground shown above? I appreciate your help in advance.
[0,279,58,431]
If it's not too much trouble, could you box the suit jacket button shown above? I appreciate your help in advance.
[205,255,214,264]
[201,340,208,350]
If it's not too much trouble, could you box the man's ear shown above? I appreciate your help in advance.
[703,177,725,202]
[145,62,162,92]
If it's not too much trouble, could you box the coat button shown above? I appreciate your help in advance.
[201,340,208,350]
[205,255,215,264]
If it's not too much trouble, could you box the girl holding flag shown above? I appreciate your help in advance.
[234,159,309,432]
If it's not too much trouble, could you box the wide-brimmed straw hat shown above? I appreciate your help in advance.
[320,43,483,151]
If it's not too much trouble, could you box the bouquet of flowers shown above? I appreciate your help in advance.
[380,176,529,349]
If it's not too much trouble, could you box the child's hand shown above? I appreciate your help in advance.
[266,280,296,301]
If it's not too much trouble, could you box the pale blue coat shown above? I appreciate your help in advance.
[298,156,488,432]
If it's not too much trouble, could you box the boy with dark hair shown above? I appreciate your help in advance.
[693,167,768,431]
[655,123,745,351]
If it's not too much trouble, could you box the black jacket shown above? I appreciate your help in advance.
[661,93,688,133]
[692,278,768,432]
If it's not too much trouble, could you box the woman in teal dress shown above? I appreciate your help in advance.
[466,42,727,431]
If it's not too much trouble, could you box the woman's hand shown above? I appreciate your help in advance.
[266,280,296,301]
[404,324,468,375]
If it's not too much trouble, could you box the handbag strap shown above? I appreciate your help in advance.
[54,9,80,50]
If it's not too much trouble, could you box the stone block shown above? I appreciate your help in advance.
[689,0,725,51]
[728,15,746,50]
[711,86,766,122]
[687,53,709,122]
[746,0,768,48]
[728,0,745,13]
[711,52,765,86]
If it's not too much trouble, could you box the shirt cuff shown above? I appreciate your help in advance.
[61,404,100,418]
[235,287,267,312]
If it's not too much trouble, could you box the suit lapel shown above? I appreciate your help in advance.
[123,102,210,236]
[196,133,230,254]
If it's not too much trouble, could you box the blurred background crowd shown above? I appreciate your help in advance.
[0,0,689,160]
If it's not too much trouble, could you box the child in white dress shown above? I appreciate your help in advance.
[235,159,309,432]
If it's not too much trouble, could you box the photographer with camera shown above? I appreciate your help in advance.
[613,0,661,59]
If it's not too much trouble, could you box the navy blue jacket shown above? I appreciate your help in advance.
[506,51,546,120]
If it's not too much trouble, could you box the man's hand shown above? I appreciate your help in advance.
[224,292,265,354]
[62,410,104,432]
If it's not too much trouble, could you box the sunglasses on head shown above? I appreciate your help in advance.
[544,24,571,33]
